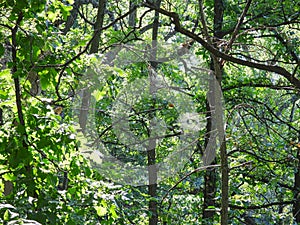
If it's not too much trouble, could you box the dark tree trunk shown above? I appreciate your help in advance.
[202,99,217,220]
[63,0,80,34]
[10,12,36,197]
[147,134,158,225]
[79,0,106,132]
[0,108,3,126]
[128,0,137,27]
[293,141,300,222]
[202,161,217,219]
[202,0,226,222]
[148,1,161,224]
[212,1,229,224]
[89,0,106,53]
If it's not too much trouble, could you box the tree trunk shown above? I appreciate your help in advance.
[202,160,217,219]
[89,0,106,53]
[293,140,300,222]
[10,12,36,197]
[147,124,158,225]
[79,0,106,132]
[148,1,161,224]
[0,108,3,126]
[63,0,80,34]
[128,0,137,27]
[220,136,228,224]
[202,99,217,220]
[212,0,228,224]
[202,0,227,222]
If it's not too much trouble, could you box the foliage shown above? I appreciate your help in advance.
[0,0,299,224]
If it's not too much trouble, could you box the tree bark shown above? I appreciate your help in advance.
[212,0,228,224]
[89,0,106,53]
[0,108,3,126]
[10,12,36,197]
[220,137,228,224]
[128,0,137,27]
[148,1,161,224]
[79,0,106,132]
[202,0,227,223]
[202,99,217,220]
[63,0,80,34]
[12,13,26,129]
[293,141,300,222]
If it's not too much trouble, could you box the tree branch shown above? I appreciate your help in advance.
[223,83,298,91]
[143,2,300,89]
[229,200,294,210]
[224,0,252,53]
[161,164,221,203]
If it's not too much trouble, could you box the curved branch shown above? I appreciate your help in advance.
[161,164,221,203]
[223,83,298,91]
[229,200,294,210]
[143,2,300,89]
[224,0,252,53]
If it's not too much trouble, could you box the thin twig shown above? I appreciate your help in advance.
[161,164,221,203]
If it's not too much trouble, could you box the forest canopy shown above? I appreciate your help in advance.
[0,0,299,224]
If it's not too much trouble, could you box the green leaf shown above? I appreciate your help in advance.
[92,89,105,101]
[47,174,58,186]
[6,0,15,7]
[47,11,57,22]
[0,44,4,57]
[15,0,27,10]
[95,206,107,217]
[2,173,16,181]
[3,209,10,221]
[40,74,50,89]
[0,69,11,80]
[0,90,8,99]
[37,137,51,149]
[0,165,8,174]
[59,4,73,20]
[109,205,118,219]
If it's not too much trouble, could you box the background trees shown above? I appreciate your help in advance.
[0,0,299,224]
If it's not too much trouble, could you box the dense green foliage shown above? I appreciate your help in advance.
[0,0,299,224]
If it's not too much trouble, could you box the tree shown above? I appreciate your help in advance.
[0,0,299,224]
